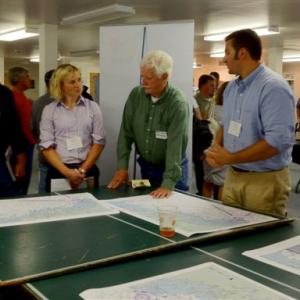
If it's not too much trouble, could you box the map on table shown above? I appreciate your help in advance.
[80,262,293,300]
[243,235,300,275]
[105,192,277,236]
[0,193,119,227]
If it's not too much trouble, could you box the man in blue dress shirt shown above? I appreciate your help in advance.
[206,29,295,217]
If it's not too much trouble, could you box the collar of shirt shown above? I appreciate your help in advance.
[195,92,211,102]
[235,64,264,94]
[145,84,170,105]
[55,96,86,108]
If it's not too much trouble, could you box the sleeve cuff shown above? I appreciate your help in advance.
[117,159,129,170]
[39,141,56,150]
[161,178,176,190]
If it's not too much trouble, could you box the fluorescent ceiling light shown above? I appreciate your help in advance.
[0,28,39,41]
[30,56,39,63]
[70,49,99,57]
[193,63,203,69]
[210,51,225,58]
[204,26,279,42]
[282,55,300,62]
[29,55,63,63]
[61,4,135,25]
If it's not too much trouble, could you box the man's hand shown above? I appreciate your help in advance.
[108,169,129,189]
[206,143,232,168]
[14,153,26,179]
[150,187,172,198]
[64,168,85,189]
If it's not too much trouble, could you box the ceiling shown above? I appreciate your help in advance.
[1,0,300,66]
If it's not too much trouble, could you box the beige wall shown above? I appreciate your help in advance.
[194,58,300,101]
[283,62,300,100]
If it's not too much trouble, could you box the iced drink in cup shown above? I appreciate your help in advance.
[158,204,177,237]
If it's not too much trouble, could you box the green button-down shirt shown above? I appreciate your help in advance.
[117,84,189,189]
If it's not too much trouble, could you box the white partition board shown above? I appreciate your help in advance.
[99,21,194,188]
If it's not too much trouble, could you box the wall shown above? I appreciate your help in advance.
[193,57,235,89]
[194,59,300,101]
[283,62,300,100]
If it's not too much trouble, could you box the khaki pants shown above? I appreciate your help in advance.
[222,167,291,217]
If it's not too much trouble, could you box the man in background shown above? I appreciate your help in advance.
[0,83,26,197]
[32,69,55,193]
[8,67,37,195]
[192,74,216,195]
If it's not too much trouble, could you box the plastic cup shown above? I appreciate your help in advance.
[158,205,177,237]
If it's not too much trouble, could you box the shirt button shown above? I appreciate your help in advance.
[147,128,150,131]
[146,140,149,143]
[149,117,152,120]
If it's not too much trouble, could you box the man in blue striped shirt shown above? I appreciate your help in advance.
[206,29,295,217]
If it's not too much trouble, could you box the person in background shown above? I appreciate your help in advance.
[82,85,94,101]
[192,74,216,195]
[210,71,220,90]
[202,81,228,200]
[193,74,216,121]
[296,98,300,121]
[0,83,26,197]
[108,50,189,198]
[39,64,106,192]
[32,69,55,193]
[206,29,295,217]
[8,67,37,195]
[295,98,300,141]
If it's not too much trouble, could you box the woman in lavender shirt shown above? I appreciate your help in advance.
[39,64,106,191]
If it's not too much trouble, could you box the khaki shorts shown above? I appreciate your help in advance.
[222,167,291,217]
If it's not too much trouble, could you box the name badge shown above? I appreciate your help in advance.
[228,120,242,137]
[155,131,168,140]
[66,136,83,150]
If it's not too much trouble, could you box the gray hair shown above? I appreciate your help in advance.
[7,67,29,86]
[140,50,173,78]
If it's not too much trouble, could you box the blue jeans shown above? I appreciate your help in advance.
[14,144,34,195]
[137,156,189,191]
[38,162,49,193]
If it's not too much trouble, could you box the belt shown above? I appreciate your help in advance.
[232,166,284,173]
[232,166,251,173]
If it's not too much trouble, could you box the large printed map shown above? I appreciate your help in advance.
[0,192,119,227]
[80,262,293,300]
[244,236,300,275]
[106,192,277,236]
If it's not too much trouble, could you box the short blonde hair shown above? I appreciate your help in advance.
[140,50,173,78]
[50,64,81,100]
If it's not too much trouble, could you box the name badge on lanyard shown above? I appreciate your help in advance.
[155,131,168,140]
[66,136,83,150]
[228,120,242,137]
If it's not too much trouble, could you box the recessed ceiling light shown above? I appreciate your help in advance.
[61,4,135,25]
[0,27,39,42]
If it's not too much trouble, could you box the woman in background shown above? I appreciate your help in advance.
[39,64,106,191]
[202,81,228,199]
